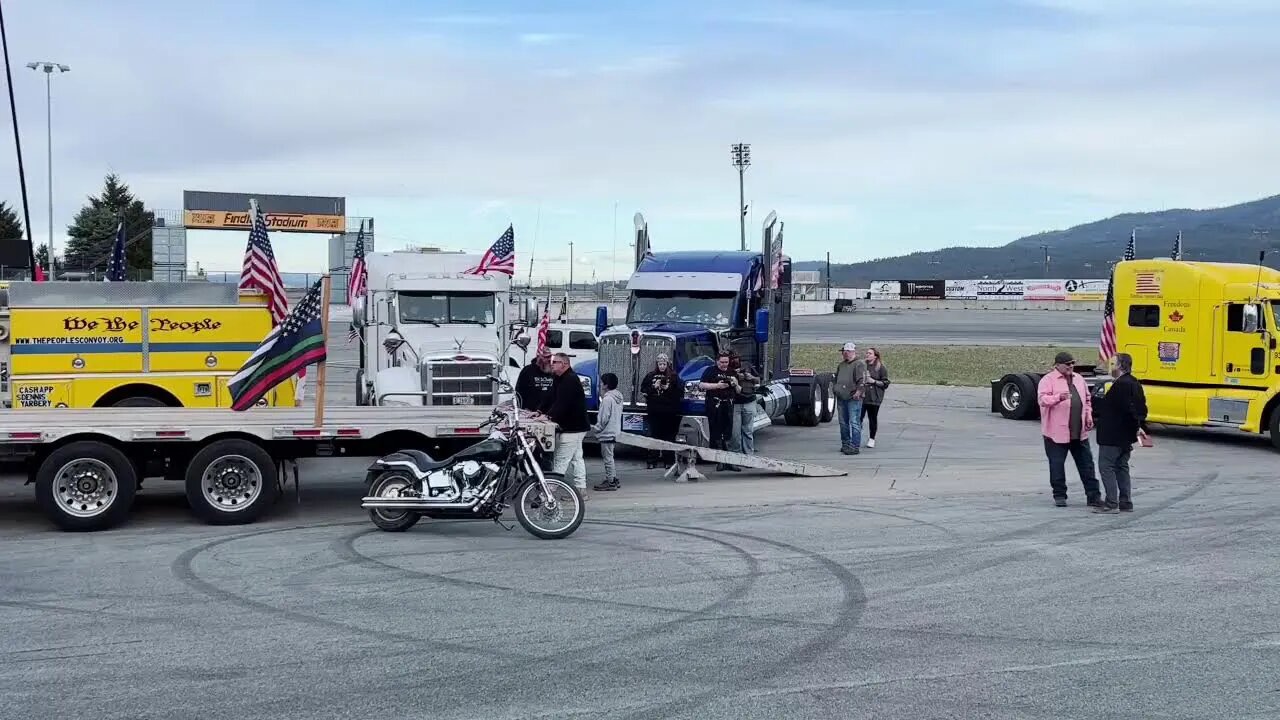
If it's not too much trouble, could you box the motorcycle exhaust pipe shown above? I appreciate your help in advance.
[360,497,481,510]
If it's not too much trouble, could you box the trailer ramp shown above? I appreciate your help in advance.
[613,432,847,483]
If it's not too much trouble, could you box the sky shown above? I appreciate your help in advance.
[3,0,1279,283]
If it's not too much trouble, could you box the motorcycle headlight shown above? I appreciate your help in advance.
[684,380,705,401]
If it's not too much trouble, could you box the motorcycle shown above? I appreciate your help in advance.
[359,378,585,540]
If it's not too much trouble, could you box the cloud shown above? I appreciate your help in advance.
[5,0,1279,276]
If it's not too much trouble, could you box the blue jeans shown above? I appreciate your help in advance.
[731,402,756,455]
[837,398,863,449]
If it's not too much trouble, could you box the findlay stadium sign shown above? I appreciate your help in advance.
[182,190,346,234]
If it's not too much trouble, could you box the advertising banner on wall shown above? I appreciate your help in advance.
[1064,278,1109,301]
[1022,279,1068,301]
[945,280,980,299]
[975,279,1025,298]
[869,280,900,299]
[898,279,945,299]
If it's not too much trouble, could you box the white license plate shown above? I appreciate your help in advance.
[452,396,475,406]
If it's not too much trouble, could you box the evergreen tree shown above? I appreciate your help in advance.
[35,243,48,269]
[64,174,153,275]
[0,201,22,242]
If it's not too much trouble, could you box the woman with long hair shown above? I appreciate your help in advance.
[861,347,890,448]
[641,353,684,468]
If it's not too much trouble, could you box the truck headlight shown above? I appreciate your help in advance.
[684,380,705,401]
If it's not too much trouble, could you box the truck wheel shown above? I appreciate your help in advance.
[113,396,167,407]
[184,439,280,525]
[996,373,1036,420]
[34,440,138,532]
[1018,374,1042,420]
[1269,407,1280,452]
[355,368,367,405]
[817,374,835,423]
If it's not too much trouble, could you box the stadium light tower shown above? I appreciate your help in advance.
[27,60,69,276]
[730,143,750,251]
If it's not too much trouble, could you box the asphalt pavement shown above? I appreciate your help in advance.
[4,379,1279,719]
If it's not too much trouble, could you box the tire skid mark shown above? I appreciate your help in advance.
[798,502,963,540]
[170,521,528,661]
[588,519,867,720]
[332,522,768,665]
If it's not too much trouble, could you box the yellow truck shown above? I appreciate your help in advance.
[993,257,1280,449]
[0,281,296,409]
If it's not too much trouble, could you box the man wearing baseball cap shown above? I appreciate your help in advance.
[832,341,867,454]
[1037,350,1104,508]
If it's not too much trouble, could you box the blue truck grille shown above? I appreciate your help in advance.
[598,334,675,405]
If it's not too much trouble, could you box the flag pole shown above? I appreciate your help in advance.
[313,274,332,428]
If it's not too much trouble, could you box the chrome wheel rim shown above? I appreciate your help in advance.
[201,455,263,512]
[371,474,414,522]
[521,479,580,534]
[1001,383,1021,412]
[53,458,118,518]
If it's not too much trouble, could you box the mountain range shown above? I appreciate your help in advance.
[798,194,1280,287]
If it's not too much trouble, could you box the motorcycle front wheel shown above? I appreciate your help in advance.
[367,471,422,532]
[513,476,584,540]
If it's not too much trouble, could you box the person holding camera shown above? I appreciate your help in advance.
[641,353,684,468]
[729,353,760,456]
[699,352,740,471]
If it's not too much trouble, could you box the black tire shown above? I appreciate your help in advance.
[113,396,167,407]
[355,368,367,406]
[1269,404,1280,452]
[803,382,822,427]
[34,440,138,532]
[367,471,422,532]
[184,439,280,525]
[996,373,1036,420]
[1018,374,1042,420]
[513,476,584,540]
[817,373,835,423]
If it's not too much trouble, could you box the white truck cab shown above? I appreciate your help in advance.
[351,251,529,407]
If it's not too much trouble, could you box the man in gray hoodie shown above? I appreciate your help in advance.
[591,373,624,491]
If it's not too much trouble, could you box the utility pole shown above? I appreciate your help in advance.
[1039,243,1050,276]
[26,60,69,277]
[825,251,831,301]
[568,240,574,292]
[730,143,751,251]
[0,0,36,275]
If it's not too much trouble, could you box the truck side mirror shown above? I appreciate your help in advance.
[754,308,769,344]
[1244,304,1259,333]
[524,297,540,325]
[595,305,608,336]
[351,296,366,329]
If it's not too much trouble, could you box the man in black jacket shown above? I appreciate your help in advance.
[536,352,590,493]
[1093,352,1148,514]
[515,348,554,410]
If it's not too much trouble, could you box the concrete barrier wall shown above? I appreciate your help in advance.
[854,299,1103,312]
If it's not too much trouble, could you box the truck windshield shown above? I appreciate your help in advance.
[628,292,736,327]
[398,291,495,325]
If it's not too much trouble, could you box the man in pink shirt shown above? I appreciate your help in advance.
[1038,351,1103,508]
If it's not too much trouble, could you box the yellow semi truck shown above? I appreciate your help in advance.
[0,281,296,409]
[994,257,1280,449]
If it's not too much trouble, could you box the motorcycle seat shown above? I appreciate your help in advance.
[387,449,451,473]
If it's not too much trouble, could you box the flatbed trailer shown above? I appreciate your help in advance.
[0,406,557,532]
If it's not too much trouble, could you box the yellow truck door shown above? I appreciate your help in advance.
[1220,302,1271,385]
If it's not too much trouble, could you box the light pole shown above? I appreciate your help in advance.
[567,240,574,292]
[26,60,68,277]
[1039,244,1050,276]
[730,143,750,251]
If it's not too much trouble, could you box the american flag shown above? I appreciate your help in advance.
[1135,272,1161,294]
[466,225,515,276]
[1098,232,1137,364]
[239,199,290,323]
[769,223,784,290]
[535,297,551,353]
[104,219,126,281]
[347,221,367,342]
[1173,231,1183,260]
[239,199,305,395]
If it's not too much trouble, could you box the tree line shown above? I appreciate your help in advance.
[1,173,154,277]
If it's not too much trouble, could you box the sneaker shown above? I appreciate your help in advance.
[1054,498,1068,507]
[840,446,855,455]
[1118,502,1133,512]
[592,479,618,492]
[1087,497,1106,509]
[1092,505,1119,514]
[867,438,876,448]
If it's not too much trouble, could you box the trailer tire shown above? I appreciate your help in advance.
[996,373,1036,420]
[184,439,279,525]
[112,396,168,407]
[817,373,835,423]
[35,441,138,532]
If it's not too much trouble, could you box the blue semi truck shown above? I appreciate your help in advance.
[576,211,836,447]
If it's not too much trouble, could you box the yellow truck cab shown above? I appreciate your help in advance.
[0,281,296,409]
[994,258,1280,449]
